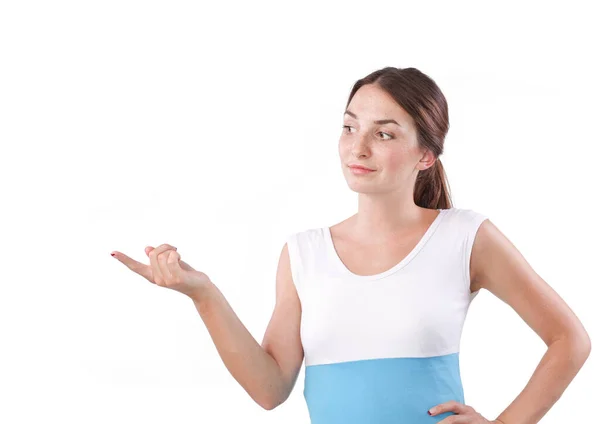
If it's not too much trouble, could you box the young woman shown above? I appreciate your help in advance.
[111,67,591,423]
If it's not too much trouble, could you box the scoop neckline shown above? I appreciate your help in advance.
[322,208,449,281]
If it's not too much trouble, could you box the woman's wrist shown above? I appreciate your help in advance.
[189,280,216,305]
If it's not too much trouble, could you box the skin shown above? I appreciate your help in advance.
[114,83,591,420]
[337,83,591,423]
[339,83,439,243]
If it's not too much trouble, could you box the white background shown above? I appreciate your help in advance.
[1,1,597,423]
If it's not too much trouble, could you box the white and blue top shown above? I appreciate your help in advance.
[285,207,489,423]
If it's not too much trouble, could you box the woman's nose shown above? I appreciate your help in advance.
[352,137,371,156]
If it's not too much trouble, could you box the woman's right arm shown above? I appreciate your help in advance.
[192,241,304,410]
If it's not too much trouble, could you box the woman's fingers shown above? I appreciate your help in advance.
[113,244,181,286]
[157,249,175,282]
[164,250,182,282]
[147,244,177,286]
[114,244,212,300]
[111,251,153,282]
[147,245,194,271]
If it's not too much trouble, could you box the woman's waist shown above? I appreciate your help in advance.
[303,354,465,423]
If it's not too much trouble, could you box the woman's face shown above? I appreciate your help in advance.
[339,83,435,194]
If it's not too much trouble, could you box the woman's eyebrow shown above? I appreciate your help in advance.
[344,110,402,127]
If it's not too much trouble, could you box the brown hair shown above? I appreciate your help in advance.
[344,66,452,210]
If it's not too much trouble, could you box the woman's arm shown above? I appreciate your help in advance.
[470,219,592,424]
[191,241,303,410]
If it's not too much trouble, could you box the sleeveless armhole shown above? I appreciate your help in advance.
[463,210,489,299]
[285,233,302,298]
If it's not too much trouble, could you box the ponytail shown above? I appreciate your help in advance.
[414,158,452,210]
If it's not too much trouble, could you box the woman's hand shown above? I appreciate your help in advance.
[111,243,213,301]
[428,400,504,423]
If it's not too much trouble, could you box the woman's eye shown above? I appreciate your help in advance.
[379,131,393,140]
[342,125,393,140]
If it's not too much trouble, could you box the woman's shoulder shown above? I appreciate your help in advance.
[444,206,488,223]
[285,226,327,246]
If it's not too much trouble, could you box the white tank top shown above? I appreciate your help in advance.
[285,207,488,423]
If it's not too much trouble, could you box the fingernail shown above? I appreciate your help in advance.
[428,408,434,415]
[110,253,116,257]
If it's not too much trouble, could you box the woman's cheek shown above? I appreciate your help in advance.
[386,149,406,171]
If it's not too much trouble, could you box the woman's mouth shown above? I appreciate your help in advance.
[349,167,376,175]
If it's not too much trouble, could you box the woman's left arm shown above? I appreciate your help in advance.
[470,218,591,424]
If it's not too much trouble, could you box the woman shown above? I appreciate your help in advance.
[111,67,591,423]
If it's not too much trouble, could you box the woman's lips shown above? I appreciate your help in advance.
[349,166,376,174]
